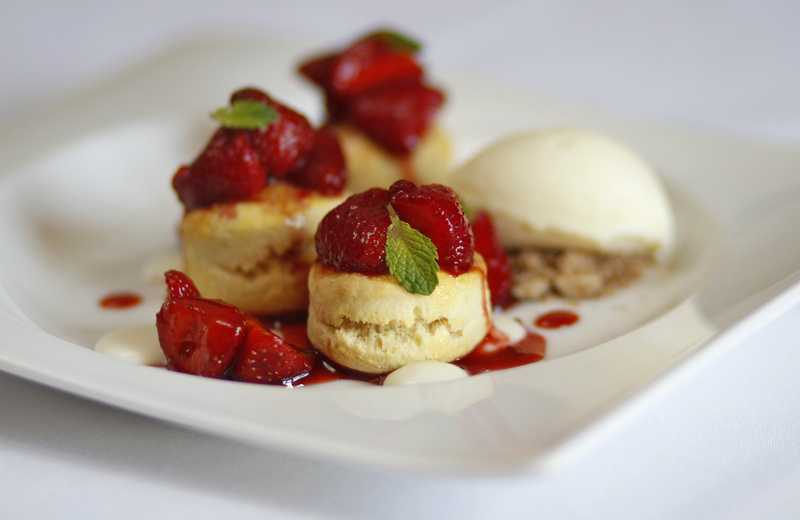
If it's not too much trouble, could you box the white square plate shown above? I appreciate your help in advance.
[1,35,799,474]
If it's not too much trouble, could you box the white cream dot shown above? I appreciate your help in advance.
[95,325,166,366]
[492,314,527,342]
[383,360,469,385]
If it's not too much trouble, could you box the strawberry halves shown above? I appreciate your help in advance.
[155,271,314,384]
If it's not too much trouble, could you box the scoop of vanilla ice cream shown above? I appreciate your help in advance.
[450,128,675,258]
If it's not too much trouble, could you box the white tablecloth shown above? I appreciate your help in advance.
[2,1,799,518]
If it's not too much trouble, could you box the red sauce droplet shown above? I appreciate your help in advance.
[453,327,546,375]
[100,291,142,309]
[535,310,579,329]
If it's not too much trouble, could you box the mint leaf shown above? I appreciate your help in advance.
[210,100,279,129]
[385,205,439,295]
[371,30,422,52]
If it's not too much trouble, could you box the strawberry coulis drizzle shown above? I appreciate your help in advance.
[453,326,546,375]
[535,310,580,329]
[99,291,143,309]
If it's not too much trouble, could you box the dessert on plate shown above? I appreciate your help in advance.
[172,87,348,316]
[308,180,492,374]
[449,128,676,300]
[298,30,451,193]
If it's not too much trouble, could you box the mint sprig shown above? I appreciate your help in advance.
[210,100,279,129]
[371,30,422,52]
[385,205,439,295]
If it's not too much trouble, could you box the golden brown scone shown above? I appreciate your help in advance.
[180,182,346,316]
[329,124,451,193]
[307,255,491,374]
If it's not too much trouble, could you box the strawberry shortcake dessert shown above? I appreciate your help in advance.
[307,180,492,374]
[172,87,348,316]
[298,30,451,193]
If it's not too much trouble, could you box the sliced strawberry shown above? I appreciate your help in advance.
[388,181,474,274]
[164,270,201,300]
[287,128,346,195]
[471,211,513,307]
[231,322,314,384]
[315,188,392,274]
[346,85,444,155]
[172,128,266,210]
[156,298,246,378]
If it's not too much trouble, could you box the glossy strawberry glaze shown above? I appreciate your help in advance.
[99,292,143,309]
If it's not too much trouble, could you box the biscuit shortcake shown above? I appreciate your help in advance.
[299,29,451,192]
[180,183,345,315]
[309,180,491,374]
[327,124,451,193]
[171,87,348,315]
[308,256,489,374]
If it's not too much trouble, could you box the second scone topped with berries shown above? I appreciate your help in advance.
[173,87,348,316]
[298,30,451,193]
[308,180,491,374]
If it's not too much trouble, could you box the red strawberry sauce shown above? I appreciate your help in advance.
[259,310,575,386]
[104,289,575,384]
[536,310,580,329]
[99,291,142,309]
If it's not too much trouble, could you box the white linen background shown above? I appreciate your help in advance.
[1,1,799,519]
